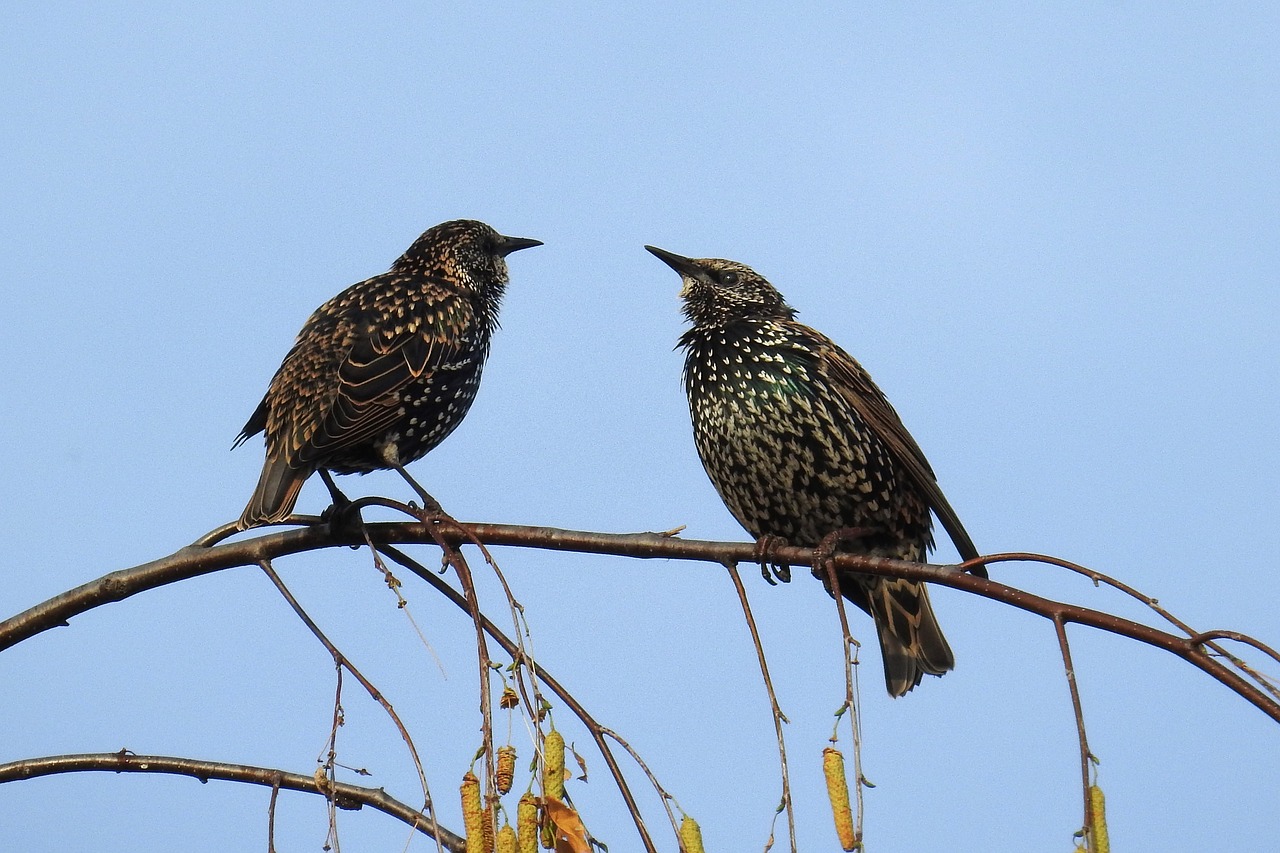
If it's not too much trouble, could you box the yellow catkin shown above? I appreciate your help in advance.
[540,729,566,850]
[516,792,539,853]
[483,804,496,853]
[678,815,706,853]
[460,771,486,853]
[497,745,517,795]
[542,730,566,800]
[1087,785,1110,853]
[823,747,857,852]
[496,823,518,853]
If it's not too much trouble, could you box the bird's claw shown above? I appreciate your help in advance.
[753,534,792,585]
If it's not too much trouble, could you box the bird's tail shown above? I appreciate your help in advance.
[238,457,309,530]
[860,577,955,697]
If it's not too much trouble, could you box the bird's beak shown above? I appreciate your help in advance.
[645,245,705,280]
[497,235,543,256]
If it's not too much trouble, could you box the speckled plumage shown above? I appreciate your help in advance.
[235,219,540,530]
[647,246,984,697]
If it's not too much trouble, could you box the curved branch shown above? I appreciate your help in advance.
[0,751,465,852]
[2,521,1277,723]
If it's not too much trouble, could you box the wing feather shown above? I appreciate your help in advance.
[803,326,985,573]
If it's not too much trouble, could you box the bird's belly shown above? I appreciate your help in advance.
[327,362,484,474]
[688,379,906,549]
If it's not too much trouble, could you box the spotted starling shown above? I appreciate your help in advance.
[646,246,985,697]
[234,219,541,530]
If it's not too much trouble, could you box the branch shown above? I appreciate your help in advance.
[2,521,1277,723]
[0,751,465,852]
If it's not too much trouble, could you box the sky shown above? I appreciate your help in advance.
[2,3,1278,850]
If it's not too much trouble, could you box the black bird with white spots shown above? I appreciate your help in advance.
[647,245,984,697]
[235,219,540,529]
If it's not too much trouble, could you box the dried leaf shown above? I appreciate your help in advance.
[570,744,588,782]
[543,797,590,853]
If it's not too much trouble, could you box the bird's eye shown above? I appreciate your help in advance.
[720,271,740,285]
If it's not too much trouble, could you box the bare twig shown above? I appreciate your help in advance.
[377,545,661,853]
[814,538,866,852]
[267,776,281,853]
[322,661,344,853]
[0,752,465,852]
[724,563,797,853]
[257,560,442,851]
[959,552,1280,703]
[1053,616,1097,846]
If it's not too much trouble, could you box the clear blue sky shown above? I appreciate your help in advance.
[3,4,1277,850]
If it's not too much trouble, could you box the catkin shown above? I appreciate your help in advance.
[516,792,538,853]
[460,771,486,853]
[497,745,517,795]
[1087,785,1110,853]
[483,804,496,853]
[542,730,566,800]
[497,823,518,853]
[678,815,706,853]
[823,747,857,851]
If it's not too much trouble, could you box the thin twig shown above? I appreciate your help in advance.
[724,563,797,853]
[322,661,344,853]
[0,752,465,852]
[815,548,865,851]
[594,726,682,835]
[268,775,281,853]
[406,509,500,834]
[1053,617,1095,847]
[257,560,443,853]
[960,552,1280,703]
[377,545,660,853]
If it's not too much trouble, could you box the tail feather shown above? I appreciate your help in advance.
[860,577,955,697]
[238,457,311,530]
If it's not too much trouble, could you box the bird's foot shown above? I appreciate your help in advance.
[752,534,792,585]
[320,496,367,543]
[810,527,878,594]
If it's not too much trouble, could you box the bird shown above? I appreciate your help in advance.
[646,245,985,697]
[234,219,541,530]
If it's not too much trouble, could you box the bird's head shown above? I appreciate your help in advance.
[396,220,541,294]
[645,246,796,328]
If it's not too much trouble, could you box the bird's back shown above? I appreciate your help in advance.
[260,269,490,476]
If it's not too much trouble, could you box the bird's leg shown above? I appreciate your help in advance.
[752,534,792,585]
[392,464,445,516]
[318,469,365,539]
[318,469,350,508]
[811,526,879,595]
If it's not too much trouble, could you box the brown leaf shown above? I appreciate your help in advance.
[570,744,589,782]
[542,798,590,853]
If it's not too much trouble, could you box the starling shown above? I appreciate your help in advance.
[234,219,541,530]
[646,245,985,697]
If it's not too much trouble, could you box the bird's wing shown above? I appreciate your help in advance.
[807,327,985,570]
[290,284,475,465]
